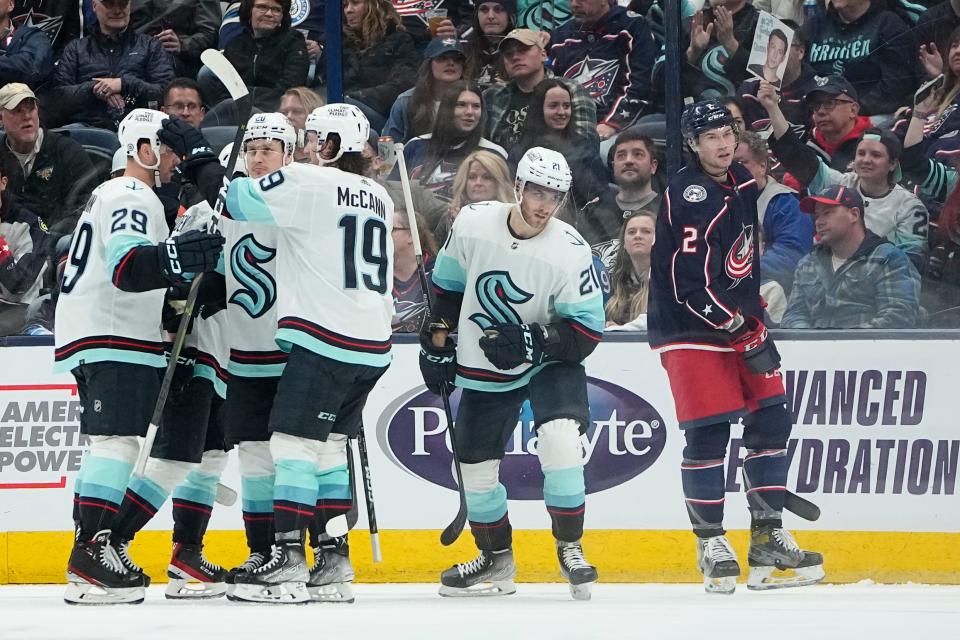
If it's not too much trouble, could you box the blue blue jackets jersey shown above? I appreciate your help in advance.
[647,162,762,350]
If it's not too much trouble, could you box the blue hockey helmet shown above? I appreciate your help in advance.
[681,99,736,142]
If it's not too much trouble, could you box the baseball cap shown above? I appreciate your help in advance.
[0,83,37,110]
[799,184,865,214]
[423,37,465,61]
[498,28,542,51]
[807,75,859,104]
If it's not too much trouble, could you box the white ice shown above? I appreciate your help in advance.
[2,583,958,640]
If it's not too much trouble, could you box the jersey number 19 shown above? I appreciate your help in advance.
[338,214,388,294]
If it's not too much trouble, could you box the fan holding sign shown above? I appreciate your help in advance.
[747,11,794,89]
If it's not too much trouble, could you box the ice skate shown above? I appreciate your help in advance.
[556,540,598,601]
[225,550,270,590]
[307,536,355,603]
[229,533,310,604]
[113,537,152,587]
[64,530,145,605]
[747,525,824,590]
[165,543,228,599]
[696,535,740,595]
[439,548,516,597]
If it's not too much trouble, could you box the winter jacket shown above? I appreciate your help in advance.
[550,6,660,129]
[12,0,83,55]
[900,135,959,206]
[0,193,49,301]
[221,25,309,112]
[682,3,759,99]
[383,88,420,144]
[0,129,97,236]
[342,26,420,117]
[782,230,921,329]
[770,126,929,269]
[52,25,175,130]
[389,134,506,202]
[131,0,222,77]
[577,187,661,269]
[0,23,54,88]
[756,178,814,289]
[801,1,917,115]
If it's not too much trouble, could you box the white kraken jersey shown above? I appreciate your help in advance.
[54,177,168,373]
[432,202,605,391]
[226,162,395,367]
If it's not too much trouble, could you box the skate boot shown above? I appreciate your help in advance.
[113,538,152,587]
[556,540,598,601]
[747,525,824,590]
[65,530,145,605]
[307,536,355,603]
[696,535,740,595]
[225,550,270,590]
[439,548,516,597]
[229,532,310,603]
[165,543,228,599]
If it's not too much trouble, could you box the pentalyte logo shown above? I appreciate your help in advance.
[376,377,666,499]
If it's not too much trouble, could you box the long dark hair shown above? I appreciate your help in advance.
[420,80,485,183]
[510,79,574,167]
[463,2,516,83]
[407,58,459,139]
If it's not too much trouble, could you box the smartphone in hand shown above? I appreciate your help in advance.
[915,74,945,107]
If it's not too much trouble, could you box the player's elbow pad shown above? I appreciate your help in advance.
[432,287,463,331]
[112,245,169,293]
[544,321,601,363]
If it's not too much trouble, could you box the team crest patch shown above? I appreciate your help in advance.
[683,185,706,203]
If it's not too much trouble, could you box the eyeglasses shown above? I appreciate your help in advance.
[252,3,284,15]
[810,98,855,112]
[165,102,203,112]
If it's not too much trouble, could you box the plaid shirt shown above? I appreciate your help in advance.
[782,231,922,329]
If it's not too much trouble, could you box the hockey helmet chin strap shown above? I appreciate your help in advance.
[314,136,344,166]
[131,146,163,188]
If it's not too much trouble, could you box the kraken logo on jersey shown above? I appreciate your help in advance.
[229,234,277,319]
[469,271,534,331]
[725,224,754,288]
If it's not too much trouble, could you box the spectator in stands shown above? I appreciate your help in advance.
[734,131,814,291]
[161,77,206,128]
[0,83,97,236]
[721,96,747,134]
[389,0,465,50]
[0,161,50,336]
[278,87,324,162]
[463,0,516,90]
[782,184,922,329]
[436,148,514,238]
[484,29,598,153]
[205,0,309,118]
[916,0,960,72]
[923,179,960,326]
[752,0,804,23]
[131,0,222,78]
[604,211,655,330]
[578,129,661,269]
[682,0,760,101]
[0,0,53,88]
[386,180,438,333]
[392,80,505,201]
[51,0,175,130]
[384,37,466,143]
[12,0,83,55]
[760,79,930,269]
[342,0,420,133]
[801,0,916,116]
[792,75,875,173]
[549,0,659,140]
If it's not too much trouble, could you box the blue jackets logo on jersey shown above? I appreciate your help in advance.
[469,271,534,331]
[563,57,620,102]
[725,224,754,287]
[229,234,277,319]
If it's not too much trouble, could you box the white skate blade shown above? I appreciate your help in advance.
[568,581,594,601]
[165,576,228,600]
[747,563,825,591]
[64,579,144,605]
[308,582,355,603]
[227,581,311,604]
[703,575,737,595]
[439,580,516,598]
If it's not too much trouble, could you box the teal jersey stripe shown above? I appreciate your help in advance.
[543,467,586,497]
[243,498,275,513]
[274,483,319,505]
[227,361,286,378]
[172,484,216,507]
[79,480,126,504]
[241,475,275,503]
[317,483,352,500]
[465,484,508,523]
[276,328,392,368]
[126,475,170,510]
[543,492,586,508]
[431,253,467,292]
[105,234,152,275]
[227,178,275,224]
[555,299,606,334]
[193,364,228,399]
[54,348,166,374]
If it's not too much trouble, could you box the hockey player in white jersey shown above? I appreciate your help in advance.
[420,148,606,600]
[224,104,394,604]
[55,109,224,605]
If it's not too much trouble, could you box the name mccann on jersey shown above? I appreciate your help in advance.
[337,187,387,219]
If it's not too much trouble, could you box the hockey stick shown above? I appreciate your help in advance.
[784,491,820,522]
[134,49,251,476]
[357,428,382,562]
[395,143,468,546]
[325,440,358,537]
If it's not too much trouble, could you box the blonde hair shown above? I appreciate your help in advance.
[448,150,515,214]
[604,212,656,325]
[344,0,403,51]
[281,87,325,114]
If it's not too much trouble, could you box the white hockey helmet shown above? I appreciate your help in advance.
[243,112,297,159]
[118,108,169,172]
[111,146,126,176]
[219,142,247,176]
[305,103,370,163]
[515,147,572,196]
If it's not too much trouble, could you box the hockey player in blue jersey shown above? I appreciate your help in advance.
[420,147,606,600]
[647,100,824,594]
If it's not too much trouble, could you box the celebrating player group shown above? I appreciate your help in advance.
[53,78,823,605]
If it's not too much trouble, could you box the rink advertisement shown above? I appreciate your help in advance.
[1,338,959,583]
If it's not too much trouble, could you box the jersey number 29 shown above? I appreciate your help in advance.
[339,214,388,294]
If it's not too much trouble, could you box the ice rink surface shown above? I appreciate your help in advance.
[2,583,958,640]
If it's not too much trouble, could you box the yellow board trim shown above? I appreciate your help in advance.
[4,530,959,585]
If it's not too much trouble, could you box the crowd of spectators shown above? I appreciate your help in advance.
[3,0,960,338]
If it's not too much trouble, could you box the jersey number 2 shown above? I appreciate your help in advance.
[682,227,698,253]
[339,215,388,294]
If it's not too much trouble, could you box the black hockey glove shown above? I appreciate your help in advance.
[158,118,216,179]
[158,230,224,283]
[730,317,781,375]
[419,332,457,395]
[479,323,549,370]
